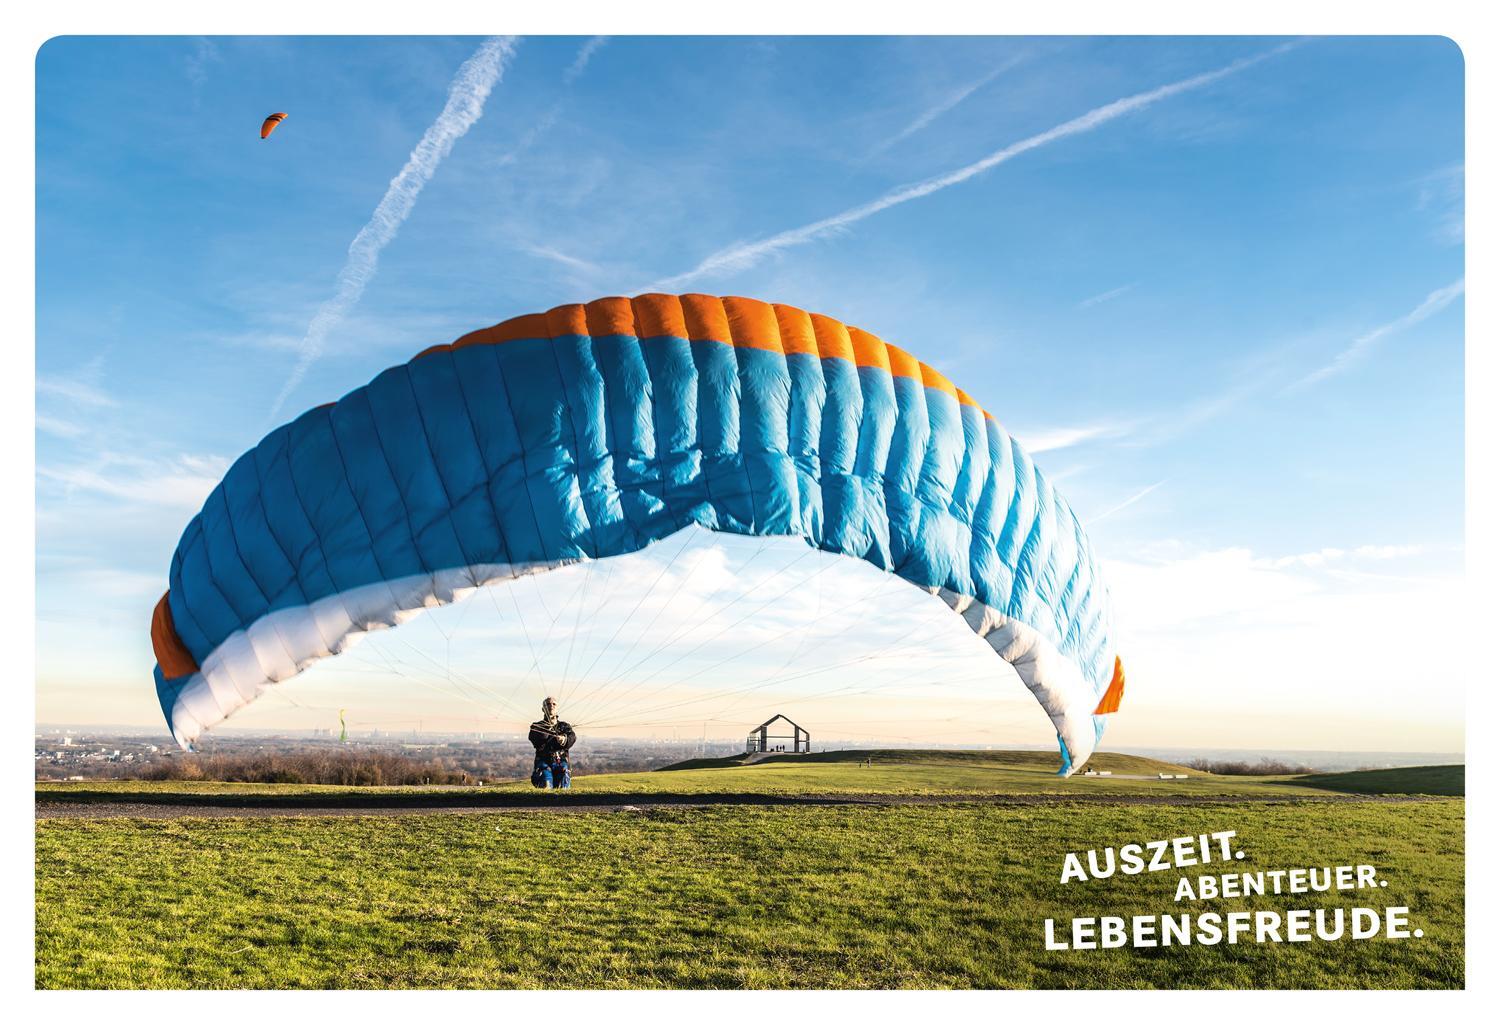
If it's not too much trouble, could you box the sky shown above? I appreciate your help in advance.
[35,35,1465,753]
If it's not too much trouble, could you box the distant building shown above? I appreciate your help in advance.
[746,714,810,754]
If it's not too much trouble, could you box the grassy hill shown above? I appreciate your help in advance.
[1276,764,1464,797]
[35,750,1464,988]
[36,800,1463,989]
[658,747,1202,775]
[36,750,1461,804]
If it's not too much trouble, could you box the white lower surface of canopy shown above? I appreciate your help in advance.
[163,527,1102,773]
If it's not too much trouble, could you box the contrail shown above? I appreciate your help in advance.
[647,42,1301,292]
[867,55,1024,158]
[564,36,608,85]
[1291,278,1465,390]
[271,36,521,417]
[1078,284,1134,309]
[1088,480,1166,526]
[498,36,607,167]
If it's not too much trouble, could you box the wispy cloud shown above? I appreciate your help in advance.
[38,563,166,602]
[497,36,607,168]
[270,36,521,417]
[1078,283,1134,309]
[210,305,459,360]
[520,242,606,278]
[1267,544,1425,569]
[1057,276,1462,453]
[184,38,221,95]
[564,36,608,85]
[1087,479,1166,525]
[1018,351,1280,458]
[37,356,115,409]
[496,109,561,167]
[647,42,1300,291]
[1014,420,1136,454]
[867,56,1023,158]
[1290,278,1465,391]
[38,452,229,512]
[37,376,115,408]
[36,415,88,439]
[1123,367,1278,449]
[1416,163,1464,246]
[1026,288,1451,456]
[35,414,86,438]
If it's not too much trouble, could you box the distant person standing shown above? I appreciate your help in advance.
[529,696,576,789]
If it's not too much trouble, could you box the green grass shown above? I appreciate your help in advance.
[41,749,1430,804]
[36,800,1463,989]
[1274,765,1464,797]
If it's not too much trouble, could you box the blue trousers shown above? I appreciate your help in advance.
[531,757,571,789]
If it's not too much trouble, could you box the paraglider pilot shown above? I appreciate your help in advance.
[529,696,575,789]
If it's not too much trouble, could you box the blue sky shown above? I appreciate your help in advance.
[35,36,1464,751]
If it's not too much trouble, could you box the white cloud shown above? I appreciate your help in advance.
[647,42,1300,291]
[1108,546,1314,632]
[1103,542,1463,751]
[1267,544,1425,569]
[1351,544,1426,560]
[293,528,996,734]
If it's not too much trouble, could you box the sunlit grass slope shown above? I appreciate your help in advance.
[38,749,1417,802]
[36,799,1462,989]
[1272,765,1464,797]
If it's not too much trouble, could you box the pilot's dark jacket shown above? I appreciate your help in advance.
[529,719,576,760]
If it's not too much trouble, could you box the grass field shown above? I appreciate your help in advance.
[35,751,1464,989]
[36,749,1463,803]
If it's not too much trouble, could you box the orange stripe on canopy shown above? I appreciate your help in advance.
[409,294,1001,420]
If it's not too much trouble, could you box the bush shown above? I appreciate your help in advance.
[138,750,473,786]
[1185,757,1319,776]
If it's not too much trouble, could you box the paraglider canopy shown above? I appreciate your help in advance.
[260,112,287,139]
[149,293,1125,774]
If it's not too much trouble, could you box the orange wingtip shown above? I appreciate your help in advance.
[1093,656,1125,715]
[151,591,200,678]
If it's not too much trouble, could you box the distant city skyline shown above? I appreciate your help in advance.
[34,723,1464,775]
[36,36,1463,753]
